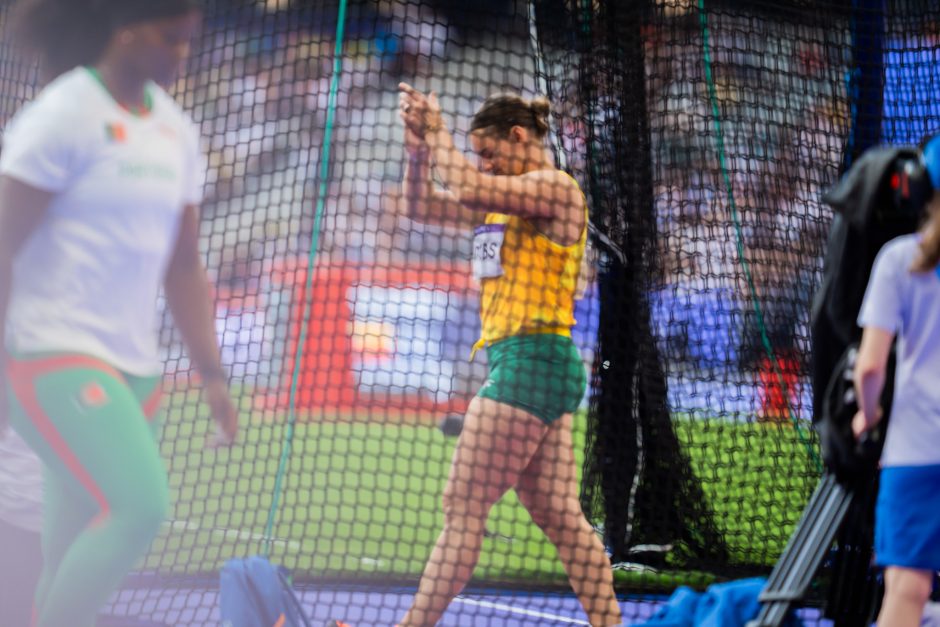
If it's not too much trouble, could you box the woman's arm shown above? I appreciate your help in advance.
[426,124,579,220]
[401,135,477,229]
[852,326,894,437]
[399,85,581,221]
[399,96,477,229]
[0,176,54,435]
[163,204,238,445]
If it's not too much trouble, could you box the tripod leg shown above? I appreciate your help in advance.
[826,470,881,627]
[748,474,854,627]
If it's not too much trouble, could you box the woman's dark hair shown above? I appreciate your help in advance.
[911,201,940,273]
[911,132,940,272]
[470,93,552,139]
[9,0,200,81]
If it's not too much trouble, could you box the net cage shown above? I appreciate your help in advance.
[0,0,937,625]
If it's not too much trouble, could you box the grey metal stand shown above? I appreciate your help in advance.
[746,473,855,627]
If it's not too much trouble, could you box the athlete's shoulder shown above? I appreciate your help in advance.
[39,67,94,99]
[150,85,195,125]
[561,171,588,205]
[880,233,921,260]
[150,84,201,145]
[520,168,584,205]
[559,169,583,189]
[871,233,921,280]
[6,68,90,128]
[522,167,577,185]
[1,69,96,160]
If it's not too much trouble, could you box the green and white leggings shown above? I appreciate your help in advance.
[7,353,166,627]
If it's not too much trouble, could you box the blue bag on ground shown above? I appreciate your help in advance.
[220,556,311,627]
[638,577,803,627]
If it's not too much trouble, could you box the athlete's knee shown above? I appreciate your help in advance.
[129,497,168,547]
[113,475,170,545]
[885,568,932,606]
[525,496,582,537]
[441,489,490,530]
[139,478,170,536]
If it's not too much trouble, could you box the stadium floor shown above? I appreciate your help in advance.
[105,585,830,626]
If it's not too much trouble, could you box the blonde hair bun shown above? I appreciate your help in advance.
[528,96,552,136]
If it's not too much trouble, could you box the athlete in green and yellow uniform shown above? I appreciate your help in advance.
[472,206,589,424]
[396,84,621,627]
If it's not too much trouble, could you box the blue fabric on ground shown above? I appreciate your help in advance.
[636,578,803,627]
[634,586,701,626]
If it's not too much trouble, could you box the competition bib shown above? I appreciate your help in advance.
[472,224,506,280]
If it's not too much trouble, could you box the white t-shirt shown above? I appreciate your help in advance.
[0,431,43,533]
[0,68,206,375]
[858,234,940,466]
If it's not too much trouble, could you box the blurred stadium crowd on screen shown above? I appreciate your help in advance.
[0,1,902,420]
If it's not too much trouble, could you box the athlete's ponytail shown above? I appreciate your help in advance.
[911,134,940,273]
[911,201,940,273]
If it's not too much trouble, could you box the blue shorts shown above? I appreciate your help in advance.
[876,464,940,570]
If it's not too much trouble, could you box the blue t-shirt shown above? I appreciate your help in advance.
[859,233,940,466]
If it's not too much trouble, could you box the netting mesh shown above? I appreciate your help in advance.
[2,0,940,625]
[567,0,851,576]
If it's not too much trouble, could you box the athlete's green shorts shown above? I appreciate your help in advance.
[477,333,587,424]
